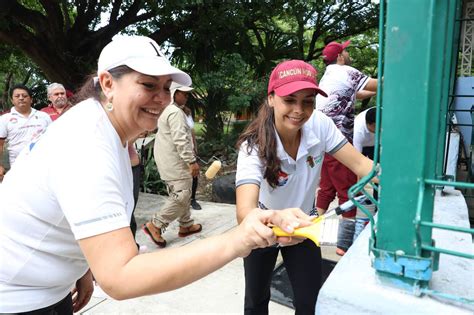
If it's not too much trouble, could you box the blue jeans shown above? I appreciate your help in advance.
[337,218,355,251]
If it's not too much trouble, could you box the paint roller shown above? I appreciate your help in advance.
[205,160,222,179]
[197,156,222,179]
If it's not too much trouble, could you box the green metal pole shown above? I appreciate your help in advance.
[377,0,455,260]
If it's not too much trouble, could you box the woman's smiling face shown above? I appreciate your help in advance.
[269,88,316,134]
[109,71,172,137]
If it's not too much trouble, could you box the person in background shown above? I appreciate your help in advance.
[143,82,201,248]
[352,106,378,241]
[41,83,72,121]
[0,35,312,314]
[315,40,378,256]
[236,60,375,314]
[0,83,52,181]
[176,86,202,210]
[353,106,376,156]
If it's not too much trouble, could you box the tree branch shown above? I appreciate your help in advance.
[39,0,66,44]
[73,0,88,27]
[247,22,266,53]
[61,0,72,31]
[83,0,99,29]
[110,0,123,22]
[0,1,47,35]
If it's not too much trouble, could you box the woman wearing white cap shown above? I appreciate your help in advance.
[0,36,313,314]
[235,60,375,314]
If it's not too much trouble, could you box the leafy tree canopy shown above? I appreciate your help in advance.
[0,0,379,137]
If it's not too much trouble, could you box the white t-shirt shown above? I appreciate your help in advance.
[0,107,52,165]
[0,99,133,312]
[185,114,194,130]
[236,111,346,214]
[315,64,369,142]
[353,107,375,152]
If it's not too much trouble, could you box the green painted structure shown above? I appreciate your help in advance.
[349,0,474,304]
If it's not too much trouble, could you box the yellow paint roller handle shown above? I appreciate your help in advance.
[272,216,324,247]
[272,226,293,237]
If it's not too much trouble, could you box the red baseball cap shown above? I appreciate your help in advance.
[267,60,327,97]
[322,40,351,63]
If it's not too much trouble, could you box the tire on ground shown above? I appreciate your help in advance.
[212,173,236,204]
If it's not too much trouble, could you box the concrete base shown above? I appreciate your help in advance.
[316,190,474,314]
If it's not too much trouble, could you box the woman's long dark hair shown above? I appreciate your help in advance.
[70,65,135,105]
[236,98,280,188]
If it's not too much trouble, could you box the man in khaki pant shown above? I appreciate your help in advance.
[143,83,202,247]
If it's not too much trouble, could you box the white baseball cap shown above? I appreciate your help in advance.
[98,35,192,86]
[170,82,194,92]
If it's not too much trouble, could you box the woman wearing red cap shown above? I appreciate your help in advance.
[236,60,374,314]
[0,37,313,314]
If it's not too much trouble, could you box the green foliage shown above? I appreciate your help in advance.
[197,135,239,165]
[348,29,379,78]
[196,119,250,166]
[141,144,167,195]
[0,44,48,111]
[192,53,263,142]
[1,0,381,171]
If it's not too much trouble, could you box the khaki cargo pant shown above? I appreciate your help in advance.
[152,178,194,229]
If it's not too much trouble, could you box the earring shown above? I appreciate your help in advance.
[105,101,113,112]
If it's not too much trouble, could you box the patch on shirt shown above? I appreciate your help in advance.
[277,170,289,186]
[28,142,36,151]
[9,117,18,124]
[306,155,323,168]
[28,129,46,152]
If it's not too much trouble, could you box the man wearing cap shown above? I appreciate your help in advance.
[41,83,72,121]
[315,40,378,256]
[143,82,202,247]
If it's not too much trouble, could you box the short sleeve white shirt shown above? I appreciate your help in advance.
[0,107,52,165]
[315,64,369,141]
[236,111,347,214]
[353,107,375,152]
[0,99,134,312]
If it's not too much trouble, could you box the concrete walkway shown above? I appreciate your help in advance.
[80,193,298,314]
